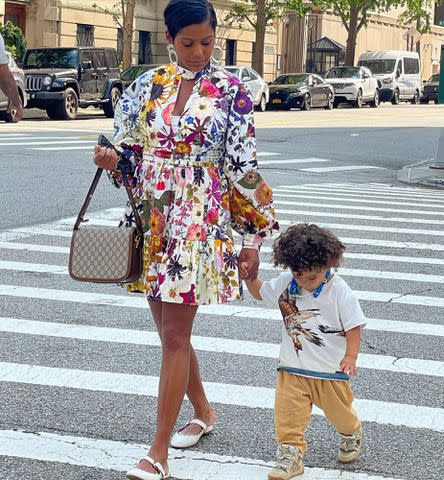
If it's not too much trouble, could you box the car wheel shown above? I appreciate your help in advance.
[301,93,311,111]
[411,90,420,104]
[370,89,380,108]
[333,99,340,108]
[420,98,429,104]
[324,93,334,110]
[257,94,267,112]
[103,87,121,118]
[391,88,400,105]
[353,89,363,108]
[47,88,78,120]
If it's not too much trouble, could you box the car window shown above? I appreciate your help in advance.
[429,74,440,83]
[404,57,419,75]
[80,51,93,68]
[93,50,106,69]
[248,68,259,80]
[121,66,137,81]
[23,48,79,69]
[358,59,396,74]
[325,67,361,79]
[104,49,118,69]
[241,69,252,81]
[272,74,309,86]
[396,60,403,74]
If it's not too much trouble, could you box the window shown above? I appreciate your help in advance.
[241,69,252,81]
[404,57,419,74]
[77,24,94,47]
[105,49,118,69]
[248,68,259,80]
[396,60,403,74]
[138,31,152,64]
[225,39,237,65]
[80,50,93,69]
[93,50,106,69]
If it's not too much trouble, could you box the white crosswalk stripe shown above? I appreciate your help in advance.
[0,181,442,480]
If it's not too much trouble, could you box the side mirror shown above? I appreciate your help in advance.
[396,69,401,79]
[81,61,93,71]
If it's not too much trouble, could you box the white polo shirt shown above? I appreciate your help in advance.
[0,34,9,65]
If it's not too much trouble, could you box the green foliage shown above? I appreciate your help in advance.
[0,21,27,62]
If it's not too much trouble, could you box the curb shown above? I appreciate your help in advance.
[397,165,444,190]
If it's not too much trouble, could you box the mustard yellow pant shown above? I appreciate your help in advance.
[275,370,361,453]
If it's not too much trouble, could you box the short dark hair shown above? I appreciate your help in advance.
[272,223,345,272]
[164,0,217,40]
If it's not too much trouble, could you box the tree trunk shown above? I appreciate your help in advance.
[253,0,267,76]
[344,7,359,66]
[122,0,136,69]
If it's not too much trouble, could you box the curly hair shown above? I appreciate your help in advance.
[272,223,345,272]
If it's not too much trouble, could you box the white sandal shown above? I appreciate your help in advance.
[170,418,214,449]
[126,455,170,480]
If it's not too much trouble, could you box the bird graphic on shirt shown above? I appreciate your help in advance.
[318,325,346,336]
[278,288,325,354]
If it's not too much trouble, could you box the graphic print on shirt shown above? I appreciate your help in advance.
[278,285,324,354]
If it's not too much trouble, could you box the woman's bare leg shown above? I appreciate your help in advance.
[148,301,216,437]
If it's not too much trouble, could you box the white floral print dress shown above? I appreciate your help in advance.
[110,62,279,305]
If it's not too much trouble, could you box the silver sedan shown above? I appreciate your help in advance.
[0,52,26,122]
[224,65,269,112]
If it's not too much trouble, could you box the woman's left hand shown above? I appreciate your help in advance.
[238,248,259,280]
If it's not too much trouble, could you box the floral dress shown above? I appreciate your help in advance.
[110,62,279,305]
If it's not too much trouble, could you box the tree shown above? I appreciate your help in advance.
[92,0,136,69]
[0,21,26,62]
[224,1,311,76]
[293,1,437,66]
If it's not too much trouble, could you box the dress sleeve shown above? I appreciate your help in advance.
[107,74,149,188]
[224,79,279,247]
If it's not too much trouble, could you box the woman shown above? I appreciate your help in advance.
[93,1,279,478]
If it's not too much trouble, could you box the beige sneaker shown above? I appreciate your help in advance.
[338,425,363,463]
[268,444,304,480]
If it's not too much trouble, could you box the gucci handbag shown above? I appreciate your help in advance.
[68,165,144,283]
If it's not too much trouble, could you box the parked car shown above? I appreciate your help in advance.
[324,66,379,108]
[23,47,123,120]
[357,50,421,104]
[421,74,440,104]
[224,65,269,111]
[0,52,27,122]
[268,73,334,110]
[121,64,158,89]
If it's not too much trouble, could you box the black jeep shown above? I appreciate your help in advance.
[22,47,122,120]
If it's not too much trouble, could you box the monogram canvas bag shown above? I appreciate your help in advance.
[68,167,144,283]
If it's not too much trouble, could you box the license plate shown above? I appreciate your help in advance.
[272,98,282,104]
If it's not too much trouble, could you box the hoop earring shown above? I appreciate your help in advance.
[211,45,223,66]
[167,44,178,64]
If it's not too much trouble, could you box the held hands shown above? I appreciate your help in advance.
[339,355,358,376]
[238,248,260,280]
[7,102,23,123]
[93,145,119,170]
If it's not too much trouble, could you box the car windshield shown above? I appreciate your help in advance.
[121,66,138,81]
[428,74,440,83]
[23,49,79,69]
[272,74,308,86]
[358,60,396,74]
[325,67,361,79]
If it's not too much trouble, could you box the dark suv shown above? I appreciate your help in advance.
[22,47,122,120]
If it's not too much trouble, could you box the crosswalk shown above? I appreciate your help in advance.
[1,132,382,173]
[1,182,443,480]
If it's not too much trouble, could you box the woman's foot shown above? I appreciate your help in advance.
[126,455,169,480]
[178,407,216,436]
[170,408,216,448]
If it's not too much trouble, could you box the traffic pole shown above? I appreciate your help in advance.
[439,44,444,104]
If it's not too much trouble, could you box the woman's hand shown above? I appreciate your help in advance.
[339,355,358,376]
[93,145,119,170]
[238,248,260,280]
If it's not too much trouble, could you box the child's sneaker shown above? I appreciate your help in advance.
[268,444,304,480]
[338,425,363,463]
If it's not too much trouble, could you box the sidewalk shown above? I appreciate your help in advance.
[398,162,444,189]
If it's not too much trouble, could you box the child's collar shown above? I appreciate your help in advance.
[289,270,331,298]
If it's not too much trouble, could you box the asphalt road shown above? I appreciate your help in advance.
[0,106,443,480]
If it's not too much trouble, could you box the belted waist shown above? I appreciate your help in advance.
[143,150,224,167]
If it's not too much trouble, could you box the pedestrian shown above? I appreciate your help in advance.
[242,223,366,479]
[0,33,23,122]
[92,0,279,478]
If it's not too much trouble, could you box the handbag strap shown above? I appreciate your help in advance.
[73,167,143,235]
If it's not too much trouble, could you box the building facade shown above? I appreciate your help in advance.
[0,0,279,79]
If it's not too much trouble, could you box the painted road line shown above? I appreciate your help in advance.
[259,158,330,165]
[1,241,442,266]
[275,186,444,203]
[1,317,442,378]
[32,146,95,151]
[257,152,279,157]
[0,136,94,141]
[0,429,405,480]
[2,260,443,285]
[299,166,383,173]
[275,208,444,226]
[0,362,442,431]
[273,194,444,213]
[321,183,444,197]
[0,285,444,336]
[2,225,444,252]
[0,140,97,146]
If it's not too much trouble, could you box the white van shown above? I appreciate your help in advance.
[357,50,421,104]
